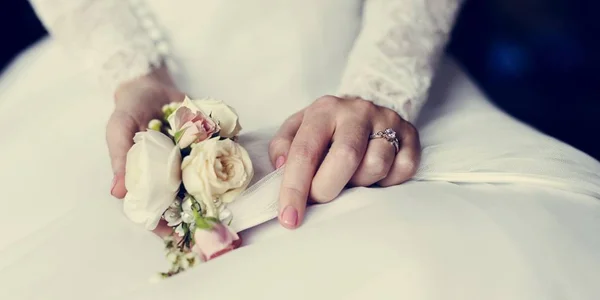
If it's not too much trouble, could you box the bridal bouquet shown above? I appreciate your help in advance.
[122,96,254,279]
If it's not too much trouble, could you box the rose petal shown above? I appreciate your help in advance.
[173,107,196,130]
[192,222,239,261]
[177,123,200,148]
[207,245,235,260]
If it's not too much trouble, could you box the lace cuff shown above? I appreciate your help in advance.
[337,0,463,123]
[30,0,172,94]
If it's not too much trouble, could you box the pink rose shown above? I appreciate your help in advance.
[192,220,241,261]
[169,102,218,148]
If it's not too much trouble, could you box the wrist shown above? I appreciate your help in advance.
[114,65,177,101]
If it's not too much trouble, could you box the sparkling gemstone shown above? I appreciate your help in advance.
[383,129,396,140]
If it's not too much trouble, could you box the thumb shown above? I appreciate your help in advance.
[106,111,138,199]
[268,111,303,169]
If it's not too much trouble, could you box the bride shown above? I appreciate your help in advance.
[13,0,599,298]
[30,0,463,231]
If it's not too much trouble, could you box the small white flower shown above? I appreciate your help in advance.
[181,212,195,224]
[180,197,196,224]
[180,259,190,269]
[181,252,199,269]
[166,252,179,263]
[168,199,181,209]
[164,209,182,227]
[175,224,186,237]
[181,197,194,212]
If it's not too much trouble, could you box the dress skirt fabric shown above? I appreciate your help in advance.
[0,0,599,298]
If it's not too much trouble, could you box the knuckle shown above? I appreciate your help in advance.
[304,105,319,116]
[314,95,341,109]
[290,142,321,165]
[395,156,419,178]
[309,183,336,203]
[287,110,305,124]
[334,143,363,163]
[281,184,305,202]
[356,98,377,111]
[405,121,418,136]
[385,109,405,125]
[316,94,339,103]
[344,98,375,118]
[363,155,389,179]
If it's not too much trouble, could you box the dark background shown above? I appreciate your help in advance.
[1,0,599,160]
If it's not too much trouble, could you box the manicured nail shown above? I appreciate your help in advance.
[275,156,286,169]
[280,205,298,228]
[110,175,117,196]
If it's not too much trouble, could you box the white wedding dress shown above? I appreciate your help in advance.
[1,0,599,299]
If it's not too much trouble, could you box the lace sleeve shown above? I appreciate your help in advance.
[337,0,464,123]
[29,0,170,93]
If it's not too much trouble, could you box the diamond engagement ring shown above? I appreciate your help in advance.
[369,128,400,153]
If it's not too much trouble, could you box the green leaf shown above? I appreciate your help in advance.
[205,217,220,223]
[192,208,213,230]
[195,217,211,230]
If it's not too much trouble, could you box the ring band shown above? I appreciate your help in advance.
[369,128,400,153]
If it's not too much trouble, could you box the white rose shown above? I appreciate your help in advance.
[192,98,242,138]
[181,138,253,217]
[163,199,182,227]
[123,130,182,230]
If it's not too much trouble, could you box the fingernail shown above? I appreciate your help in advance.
[280,205,298,228]
[275,156,286,169]
[110,175,117,196]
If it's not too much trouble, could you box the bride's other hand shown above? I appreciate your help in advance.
[269,96,421,229]
[106,66,185,199]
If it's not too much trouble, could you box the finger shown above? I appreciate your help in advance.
[106,111,138,198]
[378,123,421,187]
[310,119,370,203]
[268,110,303,169]
[349,128,397,187]
[279,114,333,229]
[152,220,176,239]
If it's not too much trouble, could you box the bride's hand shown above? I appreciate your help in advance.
[107,67,185,200]
[269,95,421,229]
